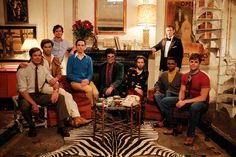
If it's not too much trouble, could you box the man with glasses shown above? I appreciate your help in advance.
[153,57,182,128]
[99,48,124,97]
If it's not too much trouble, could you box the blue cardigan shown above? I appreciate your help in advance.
[66,54,93,83]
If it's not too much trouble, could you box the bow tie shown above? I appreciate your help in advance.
[166,38,171,41]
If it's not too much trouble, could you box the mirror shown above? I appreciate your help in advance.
[94,0,127,34]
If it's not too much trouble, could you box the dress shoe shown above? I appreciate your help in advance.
[28,127,37,137]
[73,117,83,127]
[184,136,195,146]
[163,128,174,135]
[57,127,70,137]
[153,121,165,128]
[80,117,92,124]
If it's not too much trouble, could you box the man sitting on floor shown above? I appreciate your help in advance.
[153,57,182,127]
[16,47,70,137]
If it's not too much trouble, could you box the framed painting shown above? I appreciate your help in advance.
[0,25,36,61]
[3,0,29,24]
[165,0,209,65]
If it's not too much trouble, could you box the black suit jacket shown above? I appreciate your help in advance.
[153,36,183,71]
[99,61,124,96]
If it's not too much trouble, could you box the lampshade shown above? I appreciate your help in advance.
[21,38,40,51]
[137,4,157,26]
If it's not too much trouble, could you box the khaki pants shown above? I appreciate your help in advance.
[71,81,99,105]
[41,83,80,118]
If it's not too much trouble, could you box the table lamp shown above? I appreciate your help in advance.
[137,3,156,49]
[21,38,40,58]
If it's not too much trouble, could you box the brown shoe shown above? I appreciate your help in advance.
[73,117,83,127]
[163,128,174,135]
[184,136,195,146]
[80,117,92,124]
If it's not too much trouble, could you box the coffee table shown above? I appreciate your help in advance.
[93,98,141,142]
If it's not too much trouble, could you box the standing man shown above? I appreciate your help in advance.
[162,53,210,146]
[99,48,124,97]
[52,24,76,62]
[153,57,182,128]
[16,47,70,137]
[67,39,99,105]
[151,25,183,72]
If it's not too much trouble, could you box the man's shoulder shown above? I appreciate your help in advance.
[115,61,124,66]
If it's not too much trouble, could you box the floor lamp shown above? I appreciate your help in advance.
[137,3,156,49]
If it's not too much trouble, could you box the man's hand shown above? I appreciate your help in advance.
[49,78,58,86]
[176,100,186,108]
[105,86,113,96]
[51,90,59,103]
[151,47,156,55]
[19,62,29,69]
[32,104,39,113]
[81,79,89,87]
[135,88,143,96]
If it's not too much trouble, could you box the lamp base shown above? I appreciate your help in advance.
[142,29,150,49]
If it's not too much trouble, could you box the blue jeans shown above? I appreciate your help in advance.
[160,96,179,128]
[154,91,178,116]
[187,102,209,137]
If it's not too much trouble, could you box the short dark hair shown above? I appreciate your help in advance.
[29,47,41,57]
[105,48,116,56]
[75,38,86,46]
[53,25,64,33]
[135,55,146,63]
[167,56,176,62]
[166,25,175,31]
[40,39,54,49]
[189,53,202,63]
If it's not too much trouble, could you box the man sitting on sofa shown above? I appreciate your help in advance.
[16,47,70,137]
[99,48,124,97]
[153,57,182,128]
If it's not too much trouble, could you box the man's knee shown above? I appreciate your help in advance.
[19,99,31,110]
[84,85,92,93]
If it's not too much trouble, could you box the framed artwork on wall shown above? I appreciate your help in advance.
[0,25,36,61]
[3,0,29,24]
[165,0,209,65]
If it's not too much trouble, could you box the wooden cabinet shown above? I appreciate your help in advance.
[0,68,18,98]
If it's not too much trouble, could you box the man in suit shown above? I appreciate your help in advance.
[99,48,124,97]
[151,25,183,72]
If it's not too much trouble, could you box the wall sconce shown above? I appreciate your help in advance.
[137,3,156,49]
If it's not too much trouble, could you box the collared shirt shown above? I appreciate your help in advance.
[42,54,54,73]
[52,38,73,62]
[16,62,53,93]
[164,37,173,57]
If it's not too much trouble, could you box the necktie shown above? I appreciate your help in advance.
[35,66,39,97]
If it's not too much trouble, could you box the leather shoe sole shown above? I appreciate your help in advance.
[58,127,70,137]
[184,137,195,146]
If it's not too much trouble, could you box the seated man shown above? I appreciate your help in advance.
[16,47,70,137]
[99,48,124,97]
[153,57,182,127]
[122,55,149,99]
[19,39,91,127]
[67,39,99,105]
[162,53,210,146]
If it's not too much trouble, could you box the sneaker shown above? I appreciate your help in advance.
[28,127,37,137]
[57,127,70,137]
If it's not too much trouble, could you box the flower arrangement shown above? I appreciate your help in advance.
[72,20,94,40]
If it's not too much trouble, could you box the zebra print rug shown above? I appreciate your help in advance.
[39,124,184,157]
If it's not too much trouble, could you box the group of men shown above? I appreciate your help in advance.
[16,25,149,138]
[152,25,210,146]
[17,24,210,146]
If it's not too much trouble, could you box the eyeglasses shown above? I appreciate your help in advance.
[107,55,115,58]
